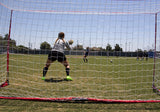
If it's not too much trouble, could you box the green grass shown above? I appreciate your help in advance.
[1,54,160,111]
[1,99,160,112]
[1,54,160,99]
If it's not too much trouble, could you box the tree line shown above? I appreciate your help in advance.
[0,34,153,53]
[0,34,30,53]
[40,41,123,51]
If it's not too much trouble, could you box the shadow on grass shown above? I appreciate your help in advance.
[44,78,70,83]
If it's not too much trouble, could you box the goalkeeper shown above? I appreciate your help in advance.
[42,32,73,81]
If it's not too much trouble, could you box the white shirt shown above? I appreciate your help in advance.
[52,39,70,53]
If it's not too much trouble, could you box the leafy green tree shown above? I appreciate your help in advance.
[0,35,3,40]
[90,47,105,51]
[73,44,83,50]
[10,39,16,47]
[106,44,112,51]
[0,34,16,48]
[40,41,51,50]
[136,48,143,52]
[16,45,29,53]
[4,34,9,40]
[17,45,29,50]
[114,44,122,51]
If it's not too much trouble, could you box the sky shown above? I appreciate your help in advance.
[0,0,160,51]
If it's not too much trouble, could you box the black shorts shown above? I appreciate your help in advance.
[48,51,66,62]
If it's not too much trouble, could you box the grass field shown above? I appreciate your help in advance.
[1,54,160,99]
[1,54,160,111]
[1,99,160,112]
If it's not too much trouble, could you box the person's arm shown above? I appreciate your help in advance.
[63,39,70,50]
[65,41,71,50]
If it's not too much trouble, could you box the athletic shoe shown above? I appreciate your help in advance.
[66,76,72,81]
[41,77,45,80]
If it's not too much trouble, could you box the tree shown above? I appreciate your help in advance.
[106,44,112,51]
[0,34,16,48]
[10,39,16,47]
[4,34,9,40]
[114,44,122,51]
[135,48,143,52]
[16,45,29,53]
[0,35,3,40]
[40,41,51,50]
[73,44,83,50]
[90,47,105,51]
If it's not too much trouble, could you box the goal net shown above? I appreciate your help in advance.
[0,0,160,103]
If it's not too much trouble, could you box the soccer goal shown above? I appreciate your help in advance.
[0,0,160,103]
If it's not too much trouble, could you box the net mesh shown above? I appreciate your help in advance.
[0,0,160,101]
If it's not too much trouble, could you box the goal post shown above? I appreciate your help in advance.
[152,13,160,95]
[0,0,160,103]
[0,8,13,88]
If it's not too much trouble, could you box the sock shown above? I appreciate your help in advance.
[43,67,48,77]
[66,68,70,76]
[86,58,88,63]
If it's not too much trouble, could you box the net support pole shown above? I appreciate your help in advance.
[6,10,13,83]
[153,13,157,89]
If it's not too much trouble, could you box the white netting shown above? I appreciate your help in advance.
[1,0,160,14]
[0,0,160,101]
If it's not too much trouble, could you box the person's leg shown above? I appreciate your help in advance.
[83,55,87,62]
[85,56,88,63]
[61,60,72,81]
[86,58,88,63]
[42,59,52,80]
[43,59,52,76]
[61,60,70,76]
[83,55,86,62]
[58,52,72,80]
[42,51,57,80]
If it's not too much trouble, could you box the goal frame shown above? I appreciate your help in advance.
[0,2,160,103]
